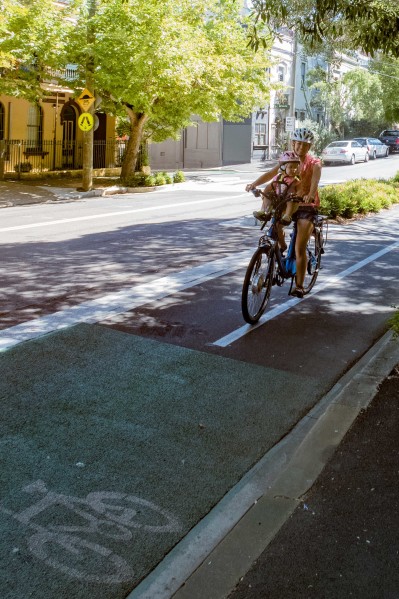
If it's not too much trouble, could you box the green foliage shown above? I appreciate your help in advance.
[123,173,147,187]
[1,0,276,175]
[388,307,399,337]
[307,66,347,136]
[144,175,156,187]
[161,171,173,184]
[154,173,166,186]
[369,55,399,124]
[173,170,185,183]
[319,177,399,219]
[123,170,181,187]
[123,172,157,187]
[306,67,386,137]
[75,0,275,175]
[344,119,391,138]
[0,0,68,99]
[116,117,131,138]
[342,69,384,122]
[249,0,399,58]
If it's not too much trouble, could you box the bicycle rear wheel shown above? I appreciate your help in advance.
[302,229,322,294]
[242,246,275,324]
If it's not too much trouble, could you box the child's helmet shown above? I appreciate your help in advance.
[291,127,315,143]
[279,151,300,166]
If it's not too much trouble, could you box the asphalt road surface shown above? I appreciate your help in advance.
[1,156,399,599]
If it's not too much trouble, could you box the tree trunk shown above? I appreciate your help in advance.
[120,107,148,181]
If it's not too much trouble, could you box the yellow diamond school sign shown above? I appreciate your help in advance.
[78,112,94,132]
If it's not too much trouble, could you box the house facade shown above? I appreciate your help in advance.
[0,68,117,175]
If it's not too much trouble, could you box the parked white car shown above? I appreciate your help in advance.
[353,137,390,159]
[322,140,369,165]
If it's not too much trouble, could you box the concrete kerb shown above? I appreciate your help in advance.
[54,186,156,201]
[48,180,205,201]
[128,330,399,599]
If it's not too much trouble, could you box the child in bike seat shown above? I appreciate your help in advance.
[253,151,301,226]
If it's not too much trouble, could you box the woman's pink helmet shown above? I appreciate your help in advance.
[279,151,300,166]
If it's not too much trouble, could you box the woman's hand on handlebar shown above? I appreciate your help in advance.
[245,182,257,192]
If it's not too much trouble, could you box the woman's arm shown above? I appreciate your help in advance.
[303,161,322,202]
[245,164,279,192]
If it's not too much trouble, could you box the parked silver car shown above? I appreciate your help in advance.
[353,137,389,160]
[322,140,369,165]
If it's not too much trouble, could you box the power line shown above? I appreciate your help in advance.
[368,69,399,82]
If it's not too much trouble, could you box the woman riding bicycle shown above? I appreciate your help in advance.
[246,127,322,298]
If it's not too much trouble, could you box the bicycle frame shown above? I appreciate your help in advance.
[242,192,326,324]
[257,197,298,291]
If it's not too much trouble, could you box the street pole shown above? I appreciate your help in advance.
[81,94,94,191]
[81,0,96,192]
[289,31,298,120]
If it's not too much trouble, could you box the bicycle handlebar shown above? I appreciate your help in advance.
[251,188,303,208]
[251,189,301,216]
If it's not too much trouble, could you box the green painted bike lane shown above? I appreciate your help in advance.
[0,323,317,599]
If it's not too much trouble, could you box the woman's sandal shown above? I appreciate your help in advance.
[292,286,305,298]
[280,215,292,226]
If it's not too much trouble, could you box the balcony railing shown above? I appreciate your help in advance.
[0,139,128,175]
[45,65,78,82]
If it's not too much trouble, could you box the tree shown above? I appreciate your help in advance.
[0,0,65,100]
[307,66,348,137]
[369,56,399,123]
[248,0,399,59]
[307,66,384,136]
[69,0,275,178]
[341,69,384,123]
[1,0,275,178]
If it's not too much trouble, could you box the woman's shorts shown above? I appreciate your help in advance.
[293,205,318,223]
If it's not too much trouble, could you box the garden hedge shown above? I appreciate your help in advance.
[319,173,399,219]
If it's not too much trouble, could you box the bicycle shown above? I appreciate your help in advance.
[241,190,327,324]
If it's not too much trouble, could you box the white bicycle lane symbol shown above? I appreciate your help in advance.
[0,480,182,584]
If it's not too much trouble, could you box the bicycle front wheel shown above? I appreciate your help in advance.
[302,230,322,294]
[242,246,275,324]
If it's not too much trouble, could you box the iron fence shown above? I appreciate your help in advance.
[0,139,127,175]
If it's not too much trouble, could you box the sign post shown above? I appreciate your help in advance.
[79,0,96,191]
[77,88,96,190]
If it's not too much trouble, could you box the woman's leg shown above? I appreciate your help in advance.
[276,223,287,252]
[295,218,314,288]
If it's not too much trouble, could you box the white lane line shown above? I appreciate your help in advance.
[0,194,247,233]
[213,240,399,347]
[0,250,252,352]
